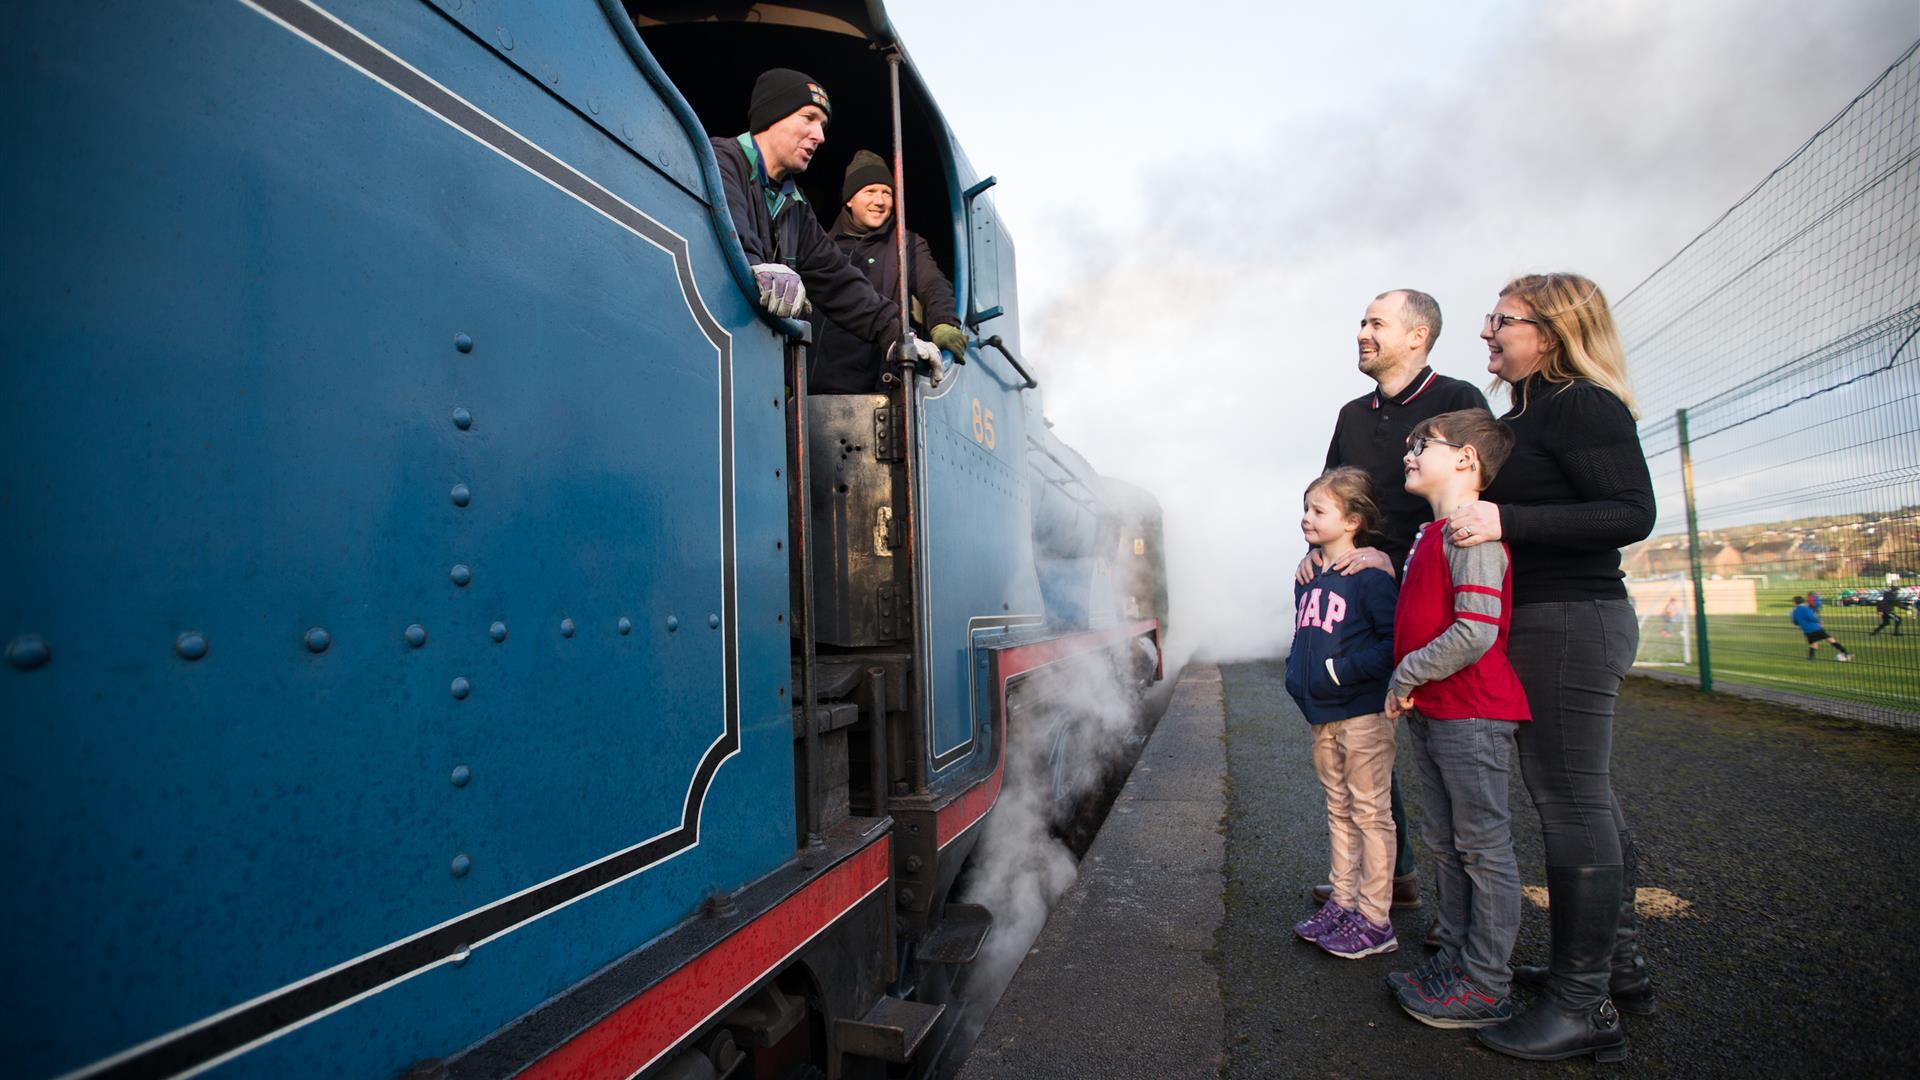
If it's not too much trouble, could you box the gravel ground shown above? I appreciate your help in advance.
[1216,660,1920,1078]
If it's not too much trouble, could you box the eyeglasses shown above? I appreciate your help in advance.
[1406,435,1465,456]
[1485,312,1542,332]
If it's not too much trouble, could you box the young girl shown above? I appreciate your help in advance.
[1286,467,1402,958]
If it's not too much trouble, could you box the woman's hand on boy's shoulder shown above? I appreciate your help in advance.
[1448,501,1502,547]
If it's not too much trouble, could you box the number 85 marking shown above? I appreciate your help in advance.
[970,399,996,450]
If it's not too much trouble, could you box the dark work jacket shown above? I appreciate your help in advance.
[711,134,899,348]
[1285,566,1399,725]
[810,208,960,393]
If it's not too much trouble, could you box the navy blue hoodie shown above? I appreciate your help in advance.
[1285,566,1398,724]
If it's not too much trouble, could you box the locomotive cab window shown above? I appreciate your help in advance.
[630,3,963,304]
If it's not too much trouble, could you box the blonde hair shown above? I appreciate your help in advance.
[1496,273,1638,418]
[1304,466,1382,545]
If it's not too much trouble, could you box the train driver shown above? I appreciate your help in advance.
[811,150,969,393]
[712,69,939,376]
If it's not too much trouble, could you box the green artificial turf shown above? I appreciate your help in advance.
[1635,578,1920,715]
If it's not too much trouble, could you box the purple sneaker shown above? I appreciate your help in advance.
[1318,912,1398,958]
[1293,900,1350,942]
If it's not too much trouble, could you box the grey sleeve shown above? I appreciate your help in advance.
[1388,538,1507,698]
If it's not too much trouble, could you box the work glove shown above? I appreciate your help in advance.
[750,263,807,318]
[907,333,946,387]
[930,323,969,358]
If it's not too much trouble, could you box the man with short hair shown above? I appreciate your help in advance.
[711,68,935,372]
[1302,289,1489,923]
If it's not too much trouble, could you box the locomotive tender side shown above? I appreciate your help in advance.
[1,2,1164,1077]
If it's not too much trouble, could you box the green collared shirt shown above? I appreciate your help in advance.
[736,133,805,222]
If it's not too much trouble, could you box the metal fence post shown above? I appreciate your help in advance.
[1677,408,1713,692]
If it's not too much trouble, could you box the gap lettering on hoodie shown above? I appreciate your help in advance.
[1296,587,1348,632]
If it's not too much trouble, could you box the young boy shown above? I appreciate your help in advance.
[1792,596,1854,659]
[1379,409,1531,1029]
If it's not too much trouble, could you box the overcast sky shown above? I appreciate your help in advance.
[884,0,1918,662]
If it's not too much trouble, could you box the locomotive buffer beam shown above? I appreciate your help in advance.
[836,996,946,1065]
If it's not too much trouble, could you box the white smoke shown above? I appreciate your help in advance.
[956,648,1149,1002]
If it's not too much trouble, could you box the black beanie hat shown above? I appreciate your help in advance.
[749,68,831,133]
[841,150,894,203]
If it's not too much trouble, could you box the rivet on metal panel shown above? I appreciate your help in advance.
[495,27,513,50]
[406,623,428,648]
[560,618,576,638]
[450,853,472,877]
[5,635,50,670]
[451,564,472,587]
[545,67,558,85]
[667,615,680,632]
[454,332,474,353]
[452,407,473,430]
[708,613,721,629]
[451,764,471,787]
[775,468,782,477]
[451,676,471,700]
[304,627,331,653]
[897,887,916,907]
[449,944,471,967]
[622,123,634,142]
[778,687,786,698]
[450,484,471,507]
[588,96,601,115]
[489,621,507,643]
[776,612,784,624]
[175,632,209,661]
[618,617,632,635]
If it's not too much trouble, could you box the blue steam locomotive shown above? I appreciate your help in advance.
[0,2,1165,1077]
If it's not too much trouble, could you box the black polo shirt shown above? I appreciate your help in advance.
[1323,367,1489,571]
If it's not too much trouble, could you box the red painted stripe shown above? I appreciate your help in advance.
[935,621,1158,849]
[1454,584,1502,598]
[521,839,891,1080]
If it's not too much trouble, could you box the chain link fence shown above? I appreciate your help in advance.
[1616,39,1920,728]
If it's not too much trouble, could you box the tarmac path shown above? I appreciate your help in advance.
[1217,659,1920,1077]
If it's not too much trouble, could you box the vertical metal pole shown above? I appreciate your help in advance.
[864,666,890,818]
[885,50,929,793]
[1678,408,1713,693]
[790,337,824,846]
[886,50,911,355]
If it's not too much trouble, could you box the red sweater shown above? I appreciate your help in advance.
[1391,520,1531,722]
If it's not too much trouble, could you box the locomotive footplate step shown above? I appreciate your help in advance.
[919,901,993,964]
[836,997,946,1063]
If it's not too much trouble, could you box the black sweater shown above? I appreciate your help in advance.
[1481,375,1657,605]
[1324,368,1488,572]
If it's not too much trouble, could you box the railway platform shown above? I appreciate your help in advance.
[959,660,1920,1078]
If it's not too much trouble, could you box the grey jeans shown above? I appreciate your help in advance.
[1407,712,1522,996]
[1510,599,1638,867]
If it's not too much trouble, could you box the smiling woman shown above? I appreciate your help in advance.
[1455,271,1659,1063]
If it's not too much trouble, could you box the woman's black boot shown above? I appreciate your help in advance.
[1513,832,1657,1015]
[1479,866,1628,1063]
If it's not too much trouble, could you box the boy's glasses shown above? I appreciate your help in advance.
[1406,435,1465,456]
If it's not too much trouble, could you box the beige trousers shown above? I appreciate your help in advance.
[1311,711,1399,925]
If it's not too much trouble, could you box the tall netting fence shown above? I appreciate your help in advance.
[1615,40,1920,728]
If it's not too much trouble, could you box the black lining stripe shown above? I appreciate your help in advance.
[72,1,742,1076]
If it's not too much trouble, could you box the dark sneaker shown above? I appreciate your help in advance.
[1317,912,1398,958]
[1397,972,1515,1029]
[1383,953,1459,996]
[1294,900,1351,942]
